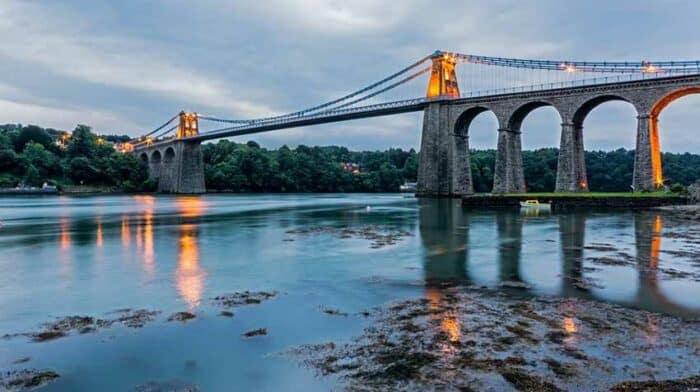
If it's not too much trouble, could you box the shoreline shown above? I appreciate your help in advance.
[461,194,690,209]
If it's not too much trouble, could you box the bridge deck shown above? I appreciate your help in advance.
[138,73,700,149]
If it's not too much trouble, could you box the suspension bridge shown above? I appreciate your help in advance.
[127,50,700,194]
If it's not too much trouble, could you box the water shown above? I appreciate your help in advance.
[0,194,698,390]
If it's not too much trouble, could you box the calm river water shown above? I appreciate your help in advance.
[0,194,698,390]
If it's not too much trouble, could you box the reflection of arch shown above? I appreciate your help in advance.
[151,150,162,165]
[572,94,637,126]
[632,213,697,316]
[454,106,495,136]
[164,147,175,164]
[508,101,561,131]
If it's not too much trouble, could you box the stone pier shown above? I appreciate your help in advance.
[493,128,525,194]
[417,102,472,197]
[633,114,661,192]
[555,122,588,192]
[135,139,206,194]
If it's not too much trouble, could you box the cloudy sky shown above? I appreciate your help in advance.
[1,0,699,152]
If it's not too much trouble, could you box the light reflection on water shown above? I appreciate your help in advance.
[0,194,698,390]
[1,195,698,323]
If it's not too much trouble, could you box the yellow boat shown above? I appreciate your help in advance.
[519,199,551,211]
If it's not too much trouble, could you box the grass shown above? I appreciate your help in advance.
[497,191,680,198]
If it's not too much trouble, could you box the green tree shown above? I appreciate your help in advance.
[24,165,42,186]
[66,125,98,159]
[13,125,52,152]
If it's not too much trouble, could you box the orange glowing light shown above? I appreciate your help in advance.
[96,219,103,248]
[426,52,460,99]
[135,195,155,274]
[426,287,461,351]
[60,218,71,250]
[177,112,199,138]
[176,197,207,218]
[565,65,576,73]
[563,317,577,334]
[649,215,662,269]
[646,88,700,189]
[176,224,204,308]
[442,316,461,343]
[121,215,131,248]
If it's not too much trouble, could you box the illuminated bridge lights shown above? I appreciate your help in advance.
[427,51,460,99]
[136,51,700,144]
[177,111,199,138]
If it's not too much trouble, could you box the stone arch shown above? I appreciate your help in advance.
[507,101,563,192]
[555,94,638,192]
[151,150,162,165]
[454,106,498,136]
[453,106,499,193]
[507,100,562,132]
[163,147,175,164]
[139,153,148,164]
[650,86,700,118]
[572,94,637,126]
[639,86,700,189]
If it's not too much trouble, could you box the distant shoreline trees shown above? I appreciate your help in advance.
[1,123,699,193]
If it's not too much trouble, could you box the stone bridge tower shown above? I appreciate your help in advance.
[135,111,206,194]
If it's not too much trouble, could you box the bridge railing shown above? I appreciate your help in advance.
[460,72,691,98]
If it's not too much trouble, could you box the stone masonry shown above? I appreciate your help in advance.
[135,139,206,194]
[417,75,700,196]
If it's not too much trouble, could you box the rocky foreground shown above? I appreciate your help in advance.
[289,287,700,391]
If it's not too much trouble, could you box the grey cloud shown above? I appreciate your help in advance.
[0,0,698,152]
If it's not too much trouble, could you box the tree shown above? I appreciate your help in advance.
[0,149,20,172]
[22,142,58,179]
[14,125,52,152]
[66,125,98,159]
[68,156,98,184]
[24,165,42,186]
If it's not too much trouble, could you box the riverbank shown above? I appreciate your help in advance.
[1,194,698,390]
[461,193,689,209]
[289,287,700,391]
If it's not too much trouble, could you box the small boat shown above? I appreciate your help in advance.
[519,199,551,211]
[399,182,417,193]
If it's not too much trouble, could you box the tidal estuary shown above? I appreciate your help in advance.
[0,194,698,390]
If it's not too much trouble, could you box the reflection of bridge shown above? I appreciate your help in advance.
[418,200,698,317]
[130,51,700,194]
